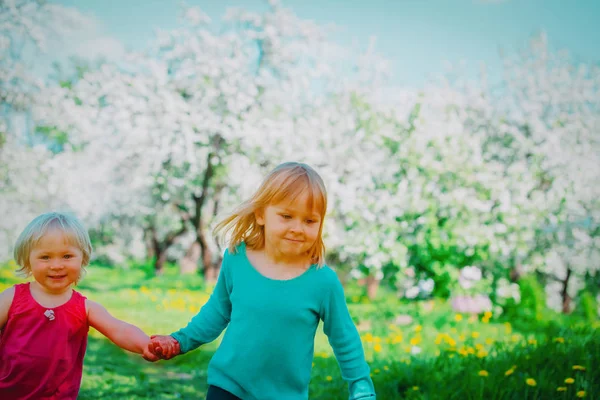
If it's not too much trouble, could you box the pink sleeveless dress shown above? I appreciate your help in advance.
[0,283,89,399]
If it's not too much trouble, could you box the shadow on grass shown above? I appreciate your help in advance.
[79,336,214,400]
[79,329,599,400]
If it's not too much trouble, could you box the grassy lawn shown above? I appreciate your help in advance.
[1,262,598,399]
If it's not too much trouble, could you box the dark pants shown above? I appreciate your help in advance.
[206,385,242,400]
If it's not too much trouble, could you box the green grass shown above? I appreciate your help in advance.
[1,262,599,399]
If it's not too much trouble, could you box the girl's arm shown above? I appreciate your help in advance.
[86,299,157,360]
[168,249,233,354]
[0,287,15,331]
[321,270,376,400]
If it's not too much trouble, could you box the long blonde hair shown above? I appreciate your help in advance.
[214,162,328,266]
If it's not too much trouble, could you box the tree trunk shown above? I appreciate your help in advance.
[180,241,201,274]
[561,266,573,314]
[366,274,380,300]
[144,228,155,260]
[188,147,220,280]
[148,211,189,276]
[154,251,168,275]
[199,228,217,282]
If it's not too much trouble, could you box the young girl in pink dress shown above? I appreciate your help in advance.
[0,212,156,399]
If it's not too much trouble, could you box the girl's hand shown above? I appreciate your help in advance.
[149,335,181,360]
[142,345,160,362]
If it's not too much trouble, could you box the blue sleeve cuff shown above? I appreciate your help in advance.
[349,378,376,400]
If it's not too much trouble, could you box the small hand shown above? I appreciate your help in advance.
[142,344,160,362]
[149,334,181,360]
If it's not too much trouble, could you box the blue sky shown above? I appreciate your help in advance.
[51,0,600,87]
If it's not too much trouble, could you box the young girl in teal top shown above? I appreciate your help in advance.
[148,162,376,400]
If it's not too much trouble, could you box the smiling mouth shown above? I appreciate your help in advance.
[285,239,304,243]
[48,275,66,280]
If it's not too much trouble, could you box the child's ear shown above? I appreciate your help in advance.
[254,209,265,226]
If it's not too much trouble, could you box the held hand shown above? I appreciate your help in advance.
[149,334,181,360]
[142,345,160,362]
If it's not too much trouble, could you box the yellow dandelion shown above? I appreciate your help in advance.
[392,334,403,344]
[374,336,382,344]
[374,344,382,353]
[412,386,419,391]
[572,365,586,371]
[553,337,565,343]
[576,391,586,398]
[383,366,389,371]
[326,376,333,381]
[455,314,463,322]
[485,338,494,345]
[565,378,575,384]
[557,387,567,392]
[364,333,374,343]
[483,311,493,319]
[526,378,536,386]
[528,339,537,346]
[410,336,422,346]
[505,368,514,376]
[476,350,488,358]
[374,369,380,374]
[415,324,423,332]
[478,370,489,377]
[471,332,480,339]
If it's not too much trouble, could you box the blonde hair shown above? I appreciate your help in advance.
[13,211,93,276]
[214,162,328,266]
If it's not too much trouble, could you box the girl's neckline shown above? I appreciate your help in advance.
[241,243,316,283]
[26,282,75,310]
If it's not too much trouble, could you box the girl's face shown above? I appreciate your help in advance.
[256,191,322,262]
[29,229,83,295]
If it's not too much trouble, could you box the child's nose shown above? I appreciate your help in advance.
[290,220,303,231]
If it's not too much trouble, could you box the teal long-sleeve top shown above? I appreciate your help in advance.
[171,243,376,400]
